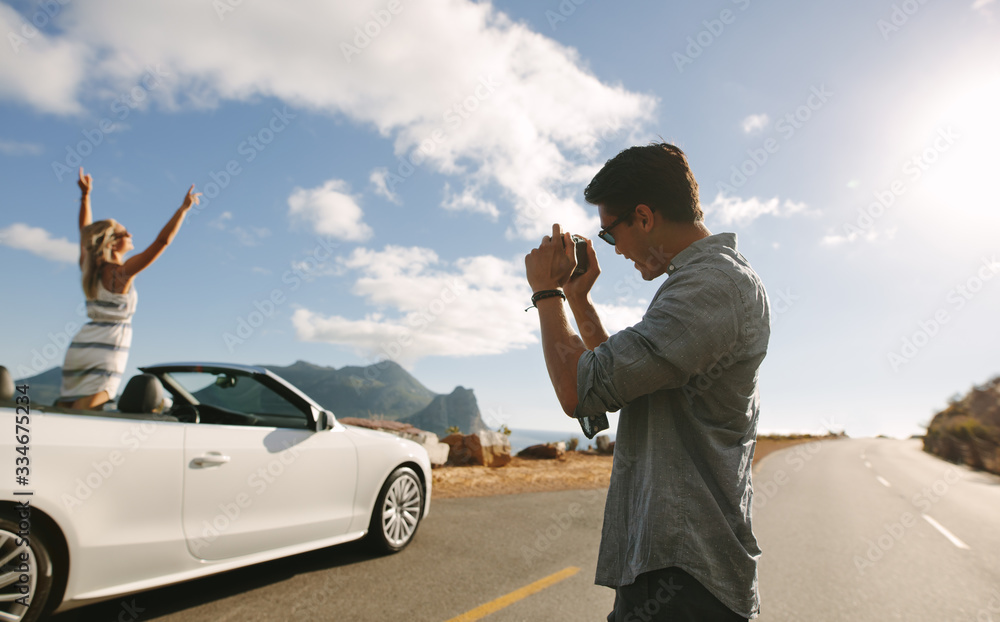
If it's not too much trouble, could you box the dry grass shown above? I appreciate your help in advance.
[431,435,839,499]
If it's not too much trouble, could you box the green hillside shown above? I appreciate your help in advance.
[923,376,1000,475]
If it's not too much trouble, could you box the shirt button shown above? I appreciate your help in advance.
[668,264,675,271]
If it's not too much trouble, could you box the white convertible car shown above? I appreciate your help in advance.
[0,362,431,622]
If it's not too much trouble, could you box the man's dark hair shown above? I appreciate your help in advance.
[584,141,703,223]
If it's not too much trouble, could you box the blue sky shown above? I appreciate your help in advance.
[1,0,998,438]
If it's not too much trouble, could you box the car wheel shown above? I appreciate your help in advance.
[0,512,58,622]
[367,466,423,554]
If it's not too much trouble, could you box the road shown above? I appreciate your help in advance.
[754,438,1000,621]
[53,438,1000,621]
[52,488,616,622]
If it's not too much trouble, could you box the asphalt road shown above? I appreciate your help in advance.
[753,438,1000,621]
[52,438,1000,621]
[52,488,617,622]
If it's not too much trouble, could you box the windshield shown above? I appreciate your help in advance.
[166,370,309,427]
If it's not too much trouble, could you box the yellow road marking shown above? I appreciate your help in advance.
[444,566,581,622]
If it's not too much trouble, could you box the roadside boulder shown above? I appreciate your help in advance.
[340,417,450,466]
[517,442,566,460]
[443,431,512,467]
[596,435,615,455]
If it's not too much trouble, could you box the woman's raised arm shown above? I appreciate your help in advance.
[121,185,201,279]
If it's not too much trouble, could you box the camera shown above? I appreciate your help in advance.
[571,235,588,277]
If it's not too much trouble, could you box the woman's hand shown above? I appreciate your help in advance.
[180,185,202,211]
[78,167,92,195]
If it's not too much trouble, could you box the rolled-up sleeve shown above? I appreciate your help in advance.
[575,267,741,419]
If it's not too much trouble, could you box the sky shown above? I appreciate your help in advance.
[1,0,998,439]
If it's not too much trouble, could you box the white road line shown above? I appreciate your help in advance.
[876,476,891,487]
[865,461,872,469]
[922,514,971,550]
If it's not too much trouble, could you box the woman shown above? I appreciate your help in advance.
[57,167,200,410]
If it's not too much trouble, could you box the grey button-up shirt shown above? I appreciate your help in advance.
[575,232,769,619]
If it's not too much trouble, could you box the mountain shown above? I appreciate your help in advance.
[262,360,437,421]
[400,386,488,437]
[11,360,487,436]
[10,367,63,406]
[923,376,1000,474]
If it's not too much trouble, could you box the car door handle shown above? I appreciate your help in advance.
[191,453,231,468]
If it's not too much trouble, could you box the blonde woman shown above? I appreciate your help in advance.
[57,168,200,410]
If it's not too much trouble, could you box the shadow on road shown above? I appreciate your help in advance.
[50,539,387,621]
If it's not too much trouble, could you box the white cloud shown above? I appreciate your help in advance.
[0,4,86,115]
[972,0,996,14]
[592,303,646,333]
[287,180,373,242]
[209,211,271,246]
[369,167,401,205]
[292,245,537,363]
[1,0,654,239]
[741,114,770,134]
[0,139,43,156]
[442,182,499,219]
[703,193,812,226]
[0,223,77,263]
[821,225,895,246]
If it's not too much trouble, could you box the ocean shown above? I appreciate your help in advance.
[506,427,616,455]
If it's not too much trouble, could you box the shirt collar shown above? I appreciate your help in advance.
[664,232,738,276]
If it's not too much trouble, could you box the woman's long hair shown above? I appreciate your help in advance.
[81,219,118,300]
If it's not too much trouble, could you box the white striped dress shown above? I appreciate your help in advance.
[58,282,138,402]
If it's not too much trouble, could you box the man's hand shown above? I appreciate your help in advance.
[78,167,92,196]
[525,223,575,292]
[563,235,600,303]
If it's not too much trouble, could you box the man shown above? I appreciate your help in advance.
[524,142,769,621]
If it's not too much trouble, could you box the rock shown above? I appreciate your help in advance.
[517,442,566,460]
[443,431,511,467]
[399,431,450,467]
[596,435,615,454]
[401,386,489,438]
[341,417,450,466]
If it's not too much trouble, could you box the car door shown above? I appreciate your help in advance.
[174,370,358,561]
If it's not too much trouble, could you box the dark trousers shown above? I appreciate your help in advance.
[606,566,748,622]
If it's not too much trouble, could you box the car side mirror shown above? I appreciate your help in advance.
[315,409,335,432]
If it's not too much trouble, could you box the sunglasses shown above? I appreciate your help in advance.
[597,213,632,245]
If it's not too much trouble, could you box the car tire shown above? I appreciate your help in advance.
[0,511,58,622]
[366,466,423,554]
